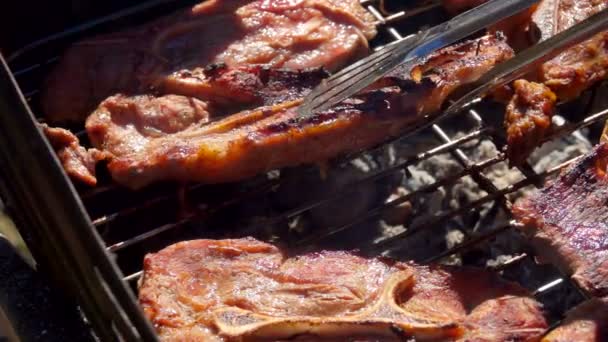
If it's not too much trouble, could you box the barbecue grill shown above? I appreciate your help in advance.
[1,0,607,340]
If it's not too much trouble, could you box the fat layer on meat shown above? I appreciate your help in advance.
[41,0,377,123]
[83,34,513,189]
[513,143,608,297]
[139,238,548,341]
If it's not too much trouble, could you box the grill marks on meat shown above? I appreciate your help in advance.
[83,34,513,189]
[505,80,556,166]
[542,298,608,341]
[513,143,608,297]
[41,0,376,123]
[139,238,548,341]
[42,125,110,186]
[162,64,330,111]
[84,66,328,187]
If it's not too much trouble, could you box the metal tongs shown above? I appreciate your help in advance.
[298,0,608,123]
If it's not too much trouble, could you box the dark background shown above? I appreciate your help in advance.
[0,0,149,54]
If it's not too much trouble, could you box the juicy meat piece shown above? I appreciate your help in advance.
[41,0,377,123]
[42,125,110,186]
[84,34,513,189]
[533,0,608,101]
[139,238,548,341]
[542,298,608,341]
[512,143,608,297]
[87,94,211,169]
[505,80,556,166]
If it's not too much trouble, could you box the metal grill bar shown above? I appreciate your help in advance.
[294,154,506,250]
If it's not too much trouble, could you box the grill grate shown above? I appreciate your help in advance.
[6,0,608,331]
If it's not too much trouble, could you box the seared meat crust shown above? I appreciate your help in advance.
[41,0,376,123]
[139,238,548,341]
[513,143,608,297]
[85,34,513,189]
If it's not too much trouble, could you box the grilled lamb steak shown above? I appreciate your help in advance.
[139,238,548,341]
[82,33,513,189]
[512,143,608,297]
[542,298,608,341]
[41,0,376,123]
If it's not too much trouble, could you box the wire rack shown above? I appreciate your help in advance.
[6,0,608,335]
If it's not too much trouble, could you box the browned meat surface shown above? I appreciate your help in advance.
[512,143,608,297]
[139,238,548,341]
[41,0,377,123]
[82,34,513,189]
[505,80,556,166]
[42,125,110,186]
[533,0,608,101]
[542,298,608,341]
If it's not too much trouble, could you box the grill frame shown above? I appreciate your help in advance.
[1,0,607,340]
